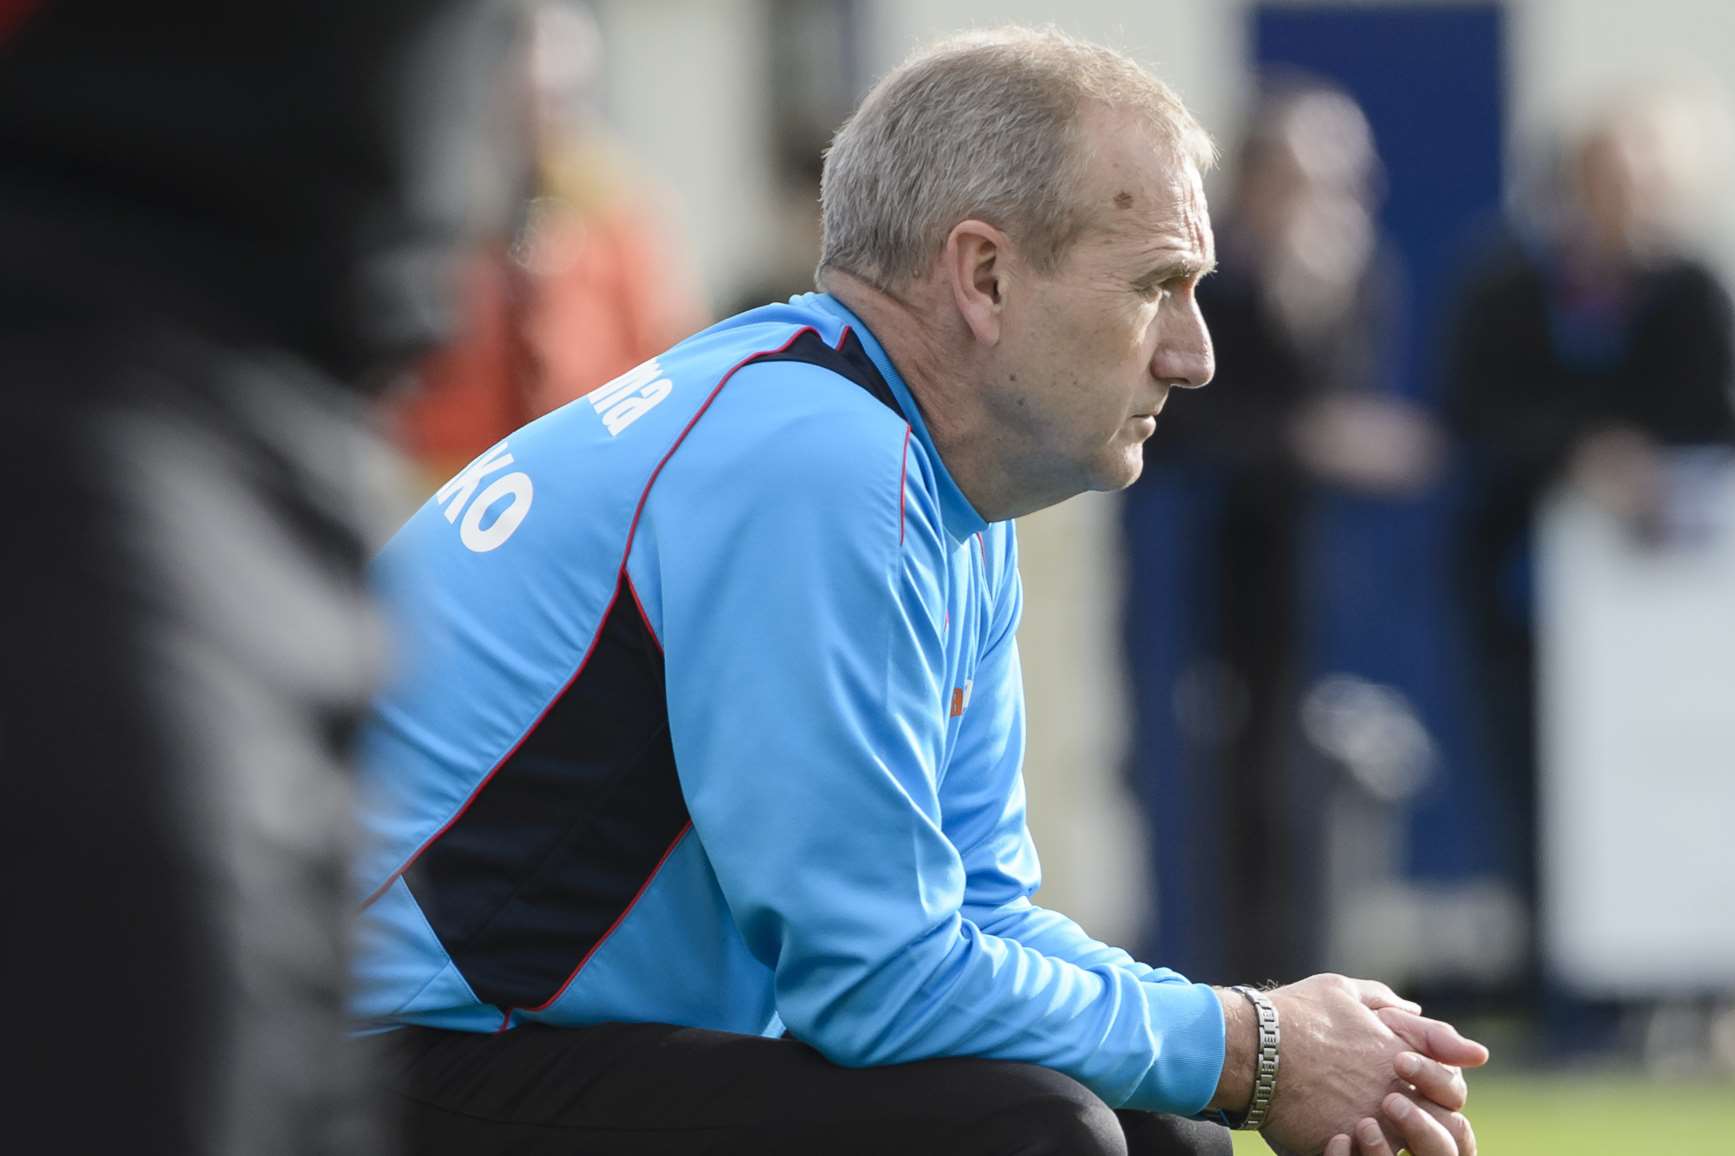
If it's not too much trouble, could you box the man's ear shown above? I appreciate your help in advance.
[944,219,1009,346]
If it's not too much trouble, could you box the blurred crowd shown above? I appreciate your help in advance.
[1119,68,1735,1061]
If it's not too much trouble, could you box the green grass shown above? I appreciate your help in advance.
[1229,1072,1735,1154]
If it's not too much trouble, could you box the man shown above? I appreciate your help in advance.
[354,28,1486,1156]
[1445,103,1735,999]
[1125,78,1440,986]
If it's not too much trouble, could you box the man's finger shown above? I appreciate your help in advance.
[1325,1134,1354,1156]
[1352,978,1422,1014]
[1353,1116,1397,1156]
[1376,1007,1491,1068]
[1383,1092,1473,1156]
[1395,1050,1468,1111]
[1411,1096,1478,1156]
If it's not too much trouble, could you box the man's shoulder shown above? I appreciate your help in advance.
[516,300,903,484]
[669,311,914,500]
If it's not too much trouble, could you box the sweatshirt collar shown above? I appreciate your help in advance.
[807,292,989,545]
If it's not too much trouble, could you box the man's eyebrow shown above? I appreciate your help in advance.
[1134,255,1217,286]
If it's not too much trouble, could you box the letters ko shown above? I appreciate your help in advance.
[436,441,534,553]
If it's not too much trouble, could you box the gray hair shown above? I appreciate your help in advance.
[817,26,1216,290]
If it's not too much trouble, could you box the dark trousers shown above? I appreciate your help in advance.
[374,1023,1233,1156]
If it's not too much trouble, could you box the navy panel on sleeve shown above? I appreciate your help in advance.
[404,575,685,1011]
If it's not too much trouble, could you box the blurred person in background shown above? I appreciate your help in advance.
[1443,95,1735,988]
[352,28,1487,1156]
[1122,79,1442,985]
[389,0,704,488]
[0,2,520,1153]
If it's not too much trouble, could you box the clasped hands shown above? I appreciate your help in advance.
[1218,973,1489,1156]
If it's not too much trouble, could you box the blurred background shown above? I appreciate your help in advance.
[380,0,1735,1149]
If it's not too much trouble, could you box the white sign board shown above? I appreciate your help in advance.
[1538,453,1735,994]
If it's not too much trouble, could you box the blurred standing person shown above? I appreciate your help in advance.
[1443,99,1735,982]
[1122,79,1441,984]
[0,2,521,1154]
[517,0,706,415]
[390,0,705,486]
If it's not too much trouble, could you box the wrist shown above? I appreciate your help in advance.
[1206,986,1256,1115]
[1228,985,1281,1130]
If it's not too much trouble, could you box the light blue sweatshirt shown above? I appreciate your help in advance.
[349,292,1226,1115]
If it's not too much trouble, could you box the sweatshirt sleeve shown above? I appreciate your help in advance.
[654,374,1224,1113]
[939,531,1207,990]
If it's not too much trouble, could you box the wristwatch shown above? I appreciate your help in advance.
[1226,985,1280,1131]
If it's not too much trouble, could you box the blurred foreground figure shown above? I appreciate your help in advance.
[0,3,518,1153]
[353,30,1484,1156]
[1443,98,1735,972]
[1124,80,1440,983]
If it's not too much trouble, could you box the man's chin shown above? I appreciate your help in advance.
[1089,448,1146,494]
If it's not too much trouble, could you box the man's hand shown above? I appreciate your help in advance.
[1322,1047,1481,1156]
[1569,425,1665,539]
[1248,974,1487,1156]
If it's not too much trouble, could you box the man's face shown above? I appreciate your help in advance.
[988,110,1216,498]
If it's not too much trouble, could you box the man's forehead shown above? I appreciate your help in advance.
[1090,157,1214,266]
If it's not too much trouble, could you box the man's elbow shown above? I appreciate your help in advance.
[775,920,972,1067]
[778,996,901,1069]
[776,959,955,1069]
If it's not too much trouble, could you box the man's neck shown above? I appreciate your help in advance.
[823,271,1031,524]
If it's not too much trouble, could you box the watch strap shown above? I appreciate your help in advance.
[1227,984,1280,1131]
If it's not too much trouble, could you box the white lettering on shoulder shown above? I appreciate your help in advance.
[436,440,535,553]
[589,358,673,437]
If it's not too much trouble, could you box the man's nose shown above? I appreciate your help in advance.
[1152,303,1214,390]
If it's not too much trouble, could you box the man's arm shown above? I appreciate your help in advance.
[934,530,1488,1153]
[651,379,1224,1115]
[937,531,1189,982]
